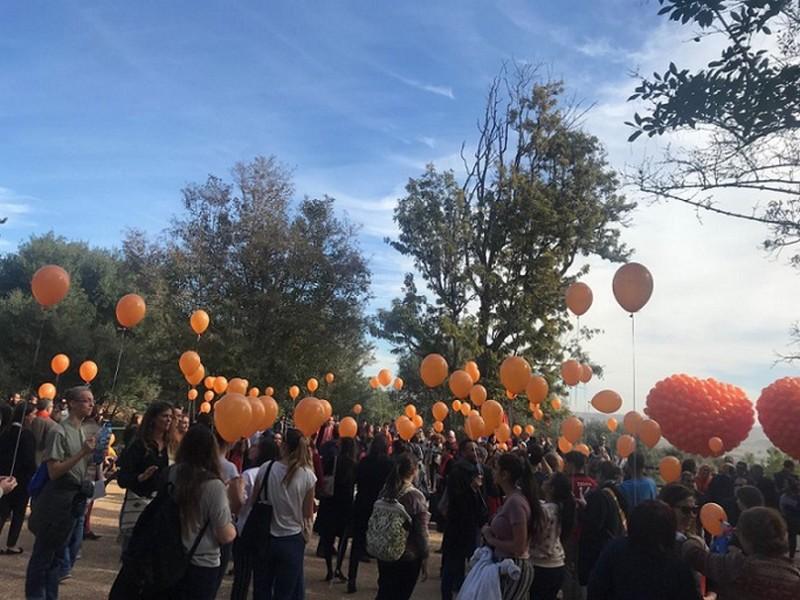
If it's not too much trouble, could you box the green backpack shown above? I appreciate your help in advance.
[366,492,412,562]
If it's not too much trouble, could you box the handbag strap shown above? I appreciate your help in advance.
[256,460,277,504]
[187,519,210,560]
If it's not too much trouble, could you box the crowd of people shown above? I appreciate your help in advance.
[1,389,800,599]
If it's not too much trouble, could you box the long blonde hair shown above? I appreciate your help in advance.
[283,428,312,484]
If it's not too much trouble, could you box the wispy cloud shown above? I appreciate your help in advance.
[576,38,627,60]
[386,71,455,99]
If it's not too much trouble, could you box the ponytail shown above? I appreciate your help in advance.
[382,452,417,499]
[283,428,312,485]
[549,472,576,541]
[498,452,544,535]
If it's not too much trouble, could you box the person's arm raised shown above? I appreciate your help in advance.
[47,437,95,480]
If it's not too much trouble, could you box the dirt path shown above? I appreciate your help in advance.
[0,483,442,599]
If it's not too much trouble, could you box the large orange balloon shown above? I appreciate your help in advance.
[561,360,581,387]
[756,377,800,459]
[607,417,618,432]
[187,389,198,401]
[612,262,654,313]
[190,310,210,335]
[579,364,593,384]
[659,456,681,484]
[79,360,98,383]
[339,416,358,438]
[325,372,335,384]
[353,403,363,415]
[260,396,279,429]
[500,356,532,394]
[420,354,449,387]
[469,384,487,406]
[377,369,393,387]
[186,364,205,386]
[213,376,229,395]
[248,396,267,433]
[214,393,252,442]
[204,390,214,402]
[179,351,201,376]
[708,437,724,455]
[228,378,248,395]
[199,401,211,414]
[466,414,485,440]
[289,385,300,400]
[395,416,417,441]
[204,376,216,390]
[307,378,319,393]
[51,354,70,375]
[592,390,622,414]
[495,423,511,443]
[116,293,146,328]
[369,377,379,389]
[464,361,480,384]
[394,378,404,391]
[558,436,573,454]
[38,383,56,400]
[449,370,473,399]
[561,416,584,444]
[294,396,326,437]
[405,404,417,419]
[639,419,662,448]
[700,503,728,536]
[320,399,333,420]
[526,376,548,404]
[565,282,593,316]
[616,434,636,458]
[623,410,643,435]
[574,443,591,457]
[432,401,449,421]
[31,265,70,307]
[481,400,504,430]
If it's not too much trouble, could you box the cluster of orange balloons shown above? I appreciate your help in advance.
[757,377,800,459]
[214,392,279,442]
[368,368,403,391]
[293,396,330,437]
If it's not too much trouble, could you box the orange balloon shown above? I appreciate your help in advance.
[452,400,462,412]
[561,360,581,387]
[565,282,593,316]
[561,416,584,444]
[432,401,449,421]
[199,401,211,414]
[79,360,98,383]
[265,386,274,397]
[558,436,573,453]
[260,396,279,429]
[214,392,252,442]
[616,434,636,458]
[248,396,267,433]
[187,389,198,401]
[463,361,480,384]
[31,265,71,307]
[506,390,517,400]
[533,407,544,421]
[395,415,416,441]
[607,417,618,432]
[481,399,504,430]
[204,376,216,390]
[639,419,662,448]
[623,411,643,435]
[339,416,358,438]
[459,401,471,417]
[213,376,229,395]
[550,397,562,411]
[378,369,393,387]
[433,421,444,433]
[420,353,449,387]
[190,309,210,335]
[116,293,146,328]
[526,376,548,404]
[394,377,404,391]
[574,443,591,457]
[612,262,654,313]
[352,403,363,415]
[186,365,205,387]
[320,399,333,420]
[525,424,535,435]
[50,354,70,375]
[307,378,319,393]
[700,502,728,536]
[592,390,622,414]
[289,385,300,400]
[495,423,511,443]
[227,378,248,395]
[248,387,260,397]
[659,456,681,483]
[448,370,473,399]
[38,383,56,400]
[204,390,214,402]
[579,364,593,384]
[469,384,487,406]
[179,351,201,376]
[512,424,522,437]
[294,396,326,437]
[325,372,335,384]
[405,404,417,419]
[708,436,724,455]
[466,413,485,440]
[369,377,379,389]
[500,356,532,394]
[412,414,423,428]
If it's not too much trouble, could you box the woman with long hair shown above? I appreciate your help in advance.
[252,428,317,600]
[480,452,541,600]
[375,452,430,600]
[0,403,36,554]
[167,406,186,464]
[117,401,173,553]
[531,472,576,600]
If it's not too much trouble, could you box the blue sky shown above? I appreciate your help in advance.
[2,1,797,417]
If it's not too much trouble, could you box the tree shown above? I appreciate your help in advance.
[374,66,634,421]
[628,0,800,263]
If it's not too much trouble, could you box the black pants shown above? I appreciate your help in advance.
[230,538,257,600]
[214,541,232,595]
[376,558,422,600]
[173,563,220,600]
[531,565,565,600]
[0,487,29,547]
[440,550,468,600]
[348,530,366,585]
[789,528,798,559]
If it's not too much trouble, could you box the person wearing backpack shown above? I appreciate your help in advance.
[252,427,317,600]
[369,452,430,600]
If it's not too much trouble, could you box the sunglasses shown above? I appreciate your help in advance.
[678,506,699,516]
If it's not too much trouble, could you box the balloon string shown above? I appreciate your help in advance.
[631,314,637,412]
[109,329,127,398]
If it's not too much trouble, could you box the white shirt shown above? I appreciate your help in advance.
[235,467,260,534]
[265,460,316,537]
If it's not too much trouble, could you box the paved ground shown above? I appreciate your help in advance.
[0,482,442,599]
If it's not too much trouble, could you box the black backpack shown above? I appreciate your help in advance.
[109,481,208,599]
[240,460,275,556]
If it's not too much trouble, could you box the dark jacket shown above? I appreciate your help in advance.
[578,482,627,585]
[0,425,36,488]
[442,458,488,556]
[352,453,394,536]
[117,437,169,498]
[315,450,357,539]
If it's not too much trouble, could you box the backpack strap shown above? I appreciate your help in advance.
[257,460,277,504]
[187,519,210,560]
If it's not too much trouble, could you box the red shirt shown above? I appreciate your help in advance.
[571,474,597,500]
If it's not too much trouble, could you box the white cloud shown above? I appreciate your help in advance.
[385,71,455,99]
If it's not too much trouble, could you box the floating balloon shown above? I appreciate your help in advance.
[413,414,423,428]
[526,376,548,404]
[228,378,248,395]
[294,396,326,437]
[204,376,216,390]
[561,416,584,444]
[179,351,201,376]
[659,456,681,484]
[612,263,654,313]
[213,376,228,395]
[320,399,333,420]
[289,385,300,400]
[378,369,393,387]
[433,421,444,433]
[369,377,379,389]
[265,386,274,397]
[395,415,416,441]
[325,372,335,384]
[481,399,503,430]
[757,377,800,459]
[394,378,404,391]
[214,393,252,442]
[449,370,473,399]
[405,404,417,419]
[248,387,260,397]
[550,397,562,411]
[339,416,358,438]
[187,389,198,401]
[574,443,591,457]
[186,365,205,387]
[579,364,593,384]
[495,423,511,443]
[464,361,480,384]
[190,310,210,335]
[506,390,517,400]
[616,434,636,458]
[116,293,146,328]
[247,397,267,434]
[700,503,727,536]
[79,360,98,383]
[607,417,618,432]
[353,403,362,415]
[420,354,448,387]
[592,390,622,414]
[500,356,532,395]
[468,384,487,407]
[432,401,449,422]
[459,401,471,417]
[466,414,485,440]
[561,360,581,387]
[199,401,211,414]
[512,425,522,437]
[708,437,723,455]
[646,374,753,456]
[639,419,662,449]
[525,424,535,435]
[51,354,70,375]
[31,265,70,307]
[307,378,319,393]
[260,396,279,429]
[565,282,593,316]
[38,383,56,400]
[204,390,214,402]
[533,407,544,421]
[623,411,643,435]
[558,437,573,454]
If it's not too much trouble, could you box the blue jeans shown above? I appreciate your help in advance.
[59,511,85,578]
[25,515,79,600]
[253,533,305,600]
